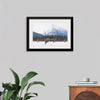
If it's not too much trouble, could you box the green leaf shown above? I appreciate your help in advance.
[2,90,15,100]
[15,97,23,100]
[24,93,38,100]
[9,68,20,85]
[21,71,38,94]
[24,93,31,100]
[26,81,45,92]
[24,93,38,99]
[11,84,21,93]
[2,83,21,100]
[2,83,12,91]
[7,90,15,100]
[25,96,34,100]
[33,93,38,96]
[2,83,21,93]
[11,84,21,100]
[2,91,7,100]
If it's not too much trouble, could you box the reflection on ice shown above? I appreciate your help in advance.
[31,41,70,49]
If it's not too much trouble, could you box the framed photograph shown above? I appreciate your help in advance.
[27,17,73,51]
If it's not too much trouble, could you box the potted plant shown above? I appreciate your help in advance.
[1,68,45,100]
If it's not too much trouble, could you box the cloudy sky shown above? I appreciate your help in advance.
[30,20,70,35]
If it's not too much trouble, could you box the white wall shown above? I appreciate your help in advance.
[0,0,100,100]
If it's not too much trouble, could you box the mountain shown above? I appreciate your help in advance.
[33,32,43,37]
[33,27,67,37]
[46,27,67,36]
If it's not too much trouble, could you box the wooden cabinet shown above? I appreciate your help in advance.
[69,86,100,100]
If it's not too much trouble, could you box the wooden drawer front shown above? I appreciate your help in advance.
[69,86,100,100]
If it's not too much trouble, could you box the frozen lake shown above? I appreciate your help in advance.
[30,41,70,49]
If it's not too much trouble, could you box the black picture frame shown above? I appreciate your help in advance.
[27,17,73,51]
